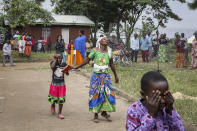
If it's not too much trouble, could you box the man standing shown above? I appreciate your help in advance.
[146,32,153,60]
[163,33,170,61]
[74,30,86,66]
[130,33,139,62]
[181,33,188,64]
[141,34,149,62]
[2,39,15,67]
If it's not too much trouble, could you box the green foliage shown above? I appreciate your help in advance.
[188,0,197,9]
[51,0,185,47]
[51,0,84,15]
[3,0,54,29]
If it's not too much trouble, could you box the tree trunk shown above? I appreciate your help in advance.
[116,19,120,42]
[92,22,98,47]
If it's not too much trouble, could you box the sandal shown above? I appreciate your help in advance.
[58,114,65,119]
[93,117,99,123]
[101,112,112,122]
[51,106,55,115]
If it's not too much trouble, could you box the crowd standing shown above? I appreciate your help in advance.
[2,29,195,130]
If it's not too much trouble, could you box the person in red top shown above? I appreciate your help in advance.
[175,35,186,68]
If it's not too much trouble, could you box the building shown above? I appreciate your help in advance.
[5,14,95,47]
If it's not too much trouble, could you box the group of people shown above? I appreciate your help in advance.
[48,35,185,130]
[66,30,93,66]
[1,31,53,66]
[129,31,197,69]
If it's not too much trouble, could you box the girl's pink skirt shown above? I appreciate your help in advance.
[48,82,66,104]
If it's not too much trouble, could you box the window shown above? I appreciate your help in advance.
[42,28,51,40]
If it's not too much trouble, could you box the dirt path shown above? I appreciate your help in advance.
[0,62,130,131]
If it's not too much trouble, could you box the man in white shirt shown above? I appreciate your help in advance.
[2,39,14,67]
[146,32,153,60]
[130,33,139,62]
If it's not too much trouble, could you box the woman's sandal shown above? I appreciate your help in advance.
[101,113,112,122]
[93,117,99,123]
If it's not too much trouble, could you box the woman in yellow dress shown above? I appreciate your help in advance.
[67,40,74,66]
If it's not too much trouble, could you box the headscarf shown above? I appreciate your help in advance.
[97,36,112,59]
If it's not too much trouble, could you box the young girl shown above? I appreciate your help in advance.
[18,36,26,56]
[126,71,185,131]
[24,36,32,58]
[72,37,119,123]
[48,54,69,119]
[67,39,74,66]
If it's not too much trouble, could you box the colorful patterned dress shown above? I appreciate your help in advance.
[48,62,67,104]
[25,41,32,56]
[191,38,197,68]
[158,38,168,62]
[126,99,185,131]
[67,44,74,66]
[175,40,186,68]
[88,49,116,113]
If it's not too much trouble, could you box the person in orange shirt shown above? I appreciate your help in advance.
[67,39,74,66]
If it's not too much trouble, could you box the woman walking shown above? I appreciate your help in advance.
[72,37,119,123]
[191,32,197,69]
[158,34,168,62]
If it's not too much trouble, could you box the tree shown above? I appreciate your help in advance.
[2,0,54,30]
[51,0,185,47]
[51,0,84,15]
[119,0,185,47]
[51,0,120,46]
[188,0,197,9]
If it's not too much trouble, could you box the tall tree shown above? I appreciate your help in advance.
[51,0,84,15]
[51,0,120,45]
[188,0,197,9]
[119,0,185,47]
[3,0,54,29]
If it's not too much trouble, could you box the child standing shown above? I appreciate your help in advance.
[67,39,74,66]
[126,71,185,131]
[2,39,15,67]
[24,36,32,58]
[48,54,69,119]
[18,36,26,56]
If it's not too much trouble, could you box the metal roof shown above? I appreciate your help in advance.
[50,14,95,26]
[4,14,95,27]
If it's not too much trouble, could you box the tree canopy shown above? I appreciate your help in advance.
[188,0,197,9]
[51,0,185,46]
[2,0,54,29]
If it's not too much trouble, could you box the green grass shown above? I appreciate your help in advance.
[0,50,55,62]
[82,59,197,126]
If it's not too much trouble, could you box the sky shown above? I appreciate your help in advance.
[42,0,197,38]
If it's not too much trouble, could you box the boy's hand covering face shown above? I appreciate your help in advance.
[146,90,161,117]
[164,91,174,114]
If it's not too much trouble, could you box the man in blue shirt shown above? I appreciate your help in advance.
[141,34,149,62]
[146,32,153,60]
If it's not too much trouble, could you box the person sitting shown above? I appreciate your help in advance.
[126,71,185,131]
